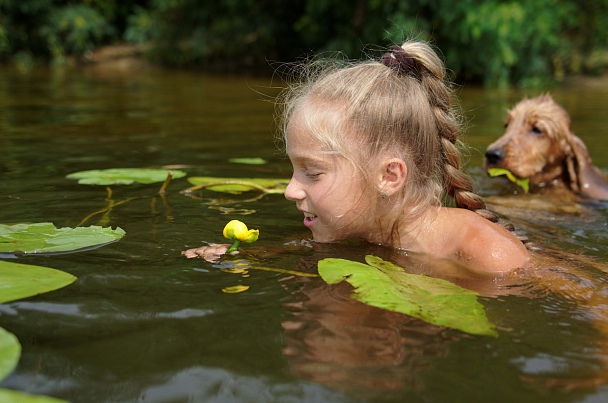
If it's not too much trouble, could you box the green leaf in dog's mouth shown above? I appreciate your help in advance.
[487,168,530,193]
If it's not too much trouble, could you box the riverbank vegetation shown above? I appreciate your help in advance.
[1,0,607,86]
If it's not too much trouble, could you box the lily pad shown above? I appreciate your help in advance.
[186,177,290,194]
[0,326,20,382]
[0,389,69,403]
[0,223,125,254]
[487,168,530,193]
[0,260,77,303]
[318,255,498,337]
[67,168,186,185]
[228,157,267,165]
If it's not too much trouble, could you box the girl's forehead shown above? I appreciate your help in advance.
[286,113,319,150]
[285,131,324,161]
[286,124,339,166]
[285,103,351,163]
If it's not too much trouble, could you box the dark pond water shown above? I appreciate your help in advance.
[1,64,607,403]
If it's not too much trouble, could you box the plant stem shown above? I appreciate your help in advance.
[159,170,173,194]
[226,240,241,253]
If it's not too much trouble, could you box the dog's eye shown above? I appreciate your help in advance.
[531,126,544,135]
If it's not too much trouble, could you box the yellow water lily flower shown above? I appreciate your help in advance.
[223,220,259,252]
[223,220,259,242]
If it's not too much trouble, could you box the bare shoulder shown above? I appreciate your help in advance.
[439,208,530,273]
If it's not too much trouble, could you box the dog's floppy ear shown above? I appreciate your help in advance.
[564,131,605,195]
[563,131,583,193]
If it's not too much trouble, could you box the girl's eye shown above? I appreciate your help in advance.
[305,172,322,180]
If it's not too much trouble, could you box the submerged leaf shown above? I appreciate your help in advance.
[0,223,125,254]
[318,255,498,337]
[186,177,290,194]
[0,260,77,303]
[0,326,20,382]
[67,168,186,185]
[487,168,530,193]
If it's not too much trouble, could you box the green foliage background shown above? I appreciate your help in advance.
[1,0,607,86]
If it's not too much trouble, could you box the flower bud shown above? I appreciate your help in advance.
[223,220,259,243]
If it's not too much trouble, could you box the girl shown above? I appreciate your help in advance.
[184,40,531,273]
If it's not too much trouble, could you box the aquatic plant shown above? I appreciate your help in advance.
[318,255,498,337]
[487,167,530,192]
[0,260,76,403]
[0,223,125,254]
[223,220,259,253]
[67,168,186,186]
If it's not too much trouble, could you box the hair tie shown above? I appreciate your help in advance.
[380,45,416,76]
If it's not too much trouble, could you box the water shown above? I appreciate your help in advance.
[1,64,607,402]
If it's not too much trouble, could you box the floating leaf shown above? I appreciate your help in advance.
[67,168,186,185]
[0,260,75,403]
[222,285,250,293]
[0,223,125,254]
[0,326,20,382]
[487,168,530,193]
[0,389,69,403]
[228,157,267,165]
[0,260,77,303]
[318,255,498,337]
[186,177,290,194]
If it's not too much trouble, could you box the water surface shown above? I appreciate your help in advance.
[1,65,607,402]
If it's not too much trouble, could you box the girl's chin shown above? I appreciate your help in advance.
[307,221,353,243]
[310,230,344,244]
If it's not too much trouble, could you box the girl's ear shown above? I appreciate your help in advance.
[378,158,407,197]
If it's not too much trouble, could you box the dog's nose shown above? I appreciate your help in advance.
[485,148,504,165]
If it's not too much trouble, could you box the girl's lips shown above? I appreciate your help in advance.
[303,213,317,228]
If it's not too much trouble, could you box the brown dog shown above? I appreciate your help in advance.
[484,94,608,200]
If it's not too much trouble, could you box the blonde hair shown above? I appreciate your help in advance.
[278,40,530,245]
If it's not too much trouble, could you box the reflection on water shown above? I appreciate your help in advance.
[0,65,607,402]
[283,280,449,398]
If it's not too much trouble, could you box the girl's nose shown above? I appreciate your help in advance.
[284,176,304,201]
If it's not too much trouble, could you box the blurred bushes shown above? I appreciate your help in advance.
[0,0,144,65]
[40,5,113,62]
[1,0,607,86]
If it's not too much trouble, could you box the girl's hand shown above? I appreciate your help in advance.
[181,243,237,262]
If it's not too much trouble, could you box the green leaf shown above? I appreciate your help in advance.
[67,168,186,185]
[186,177,290,194]
[487,168,530,193]
[0,326,20,382]
[0,388,69,403]
[0,223,126,254]
[228,157,267,165]
[0,260,77,303]
[318,255,498,337]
